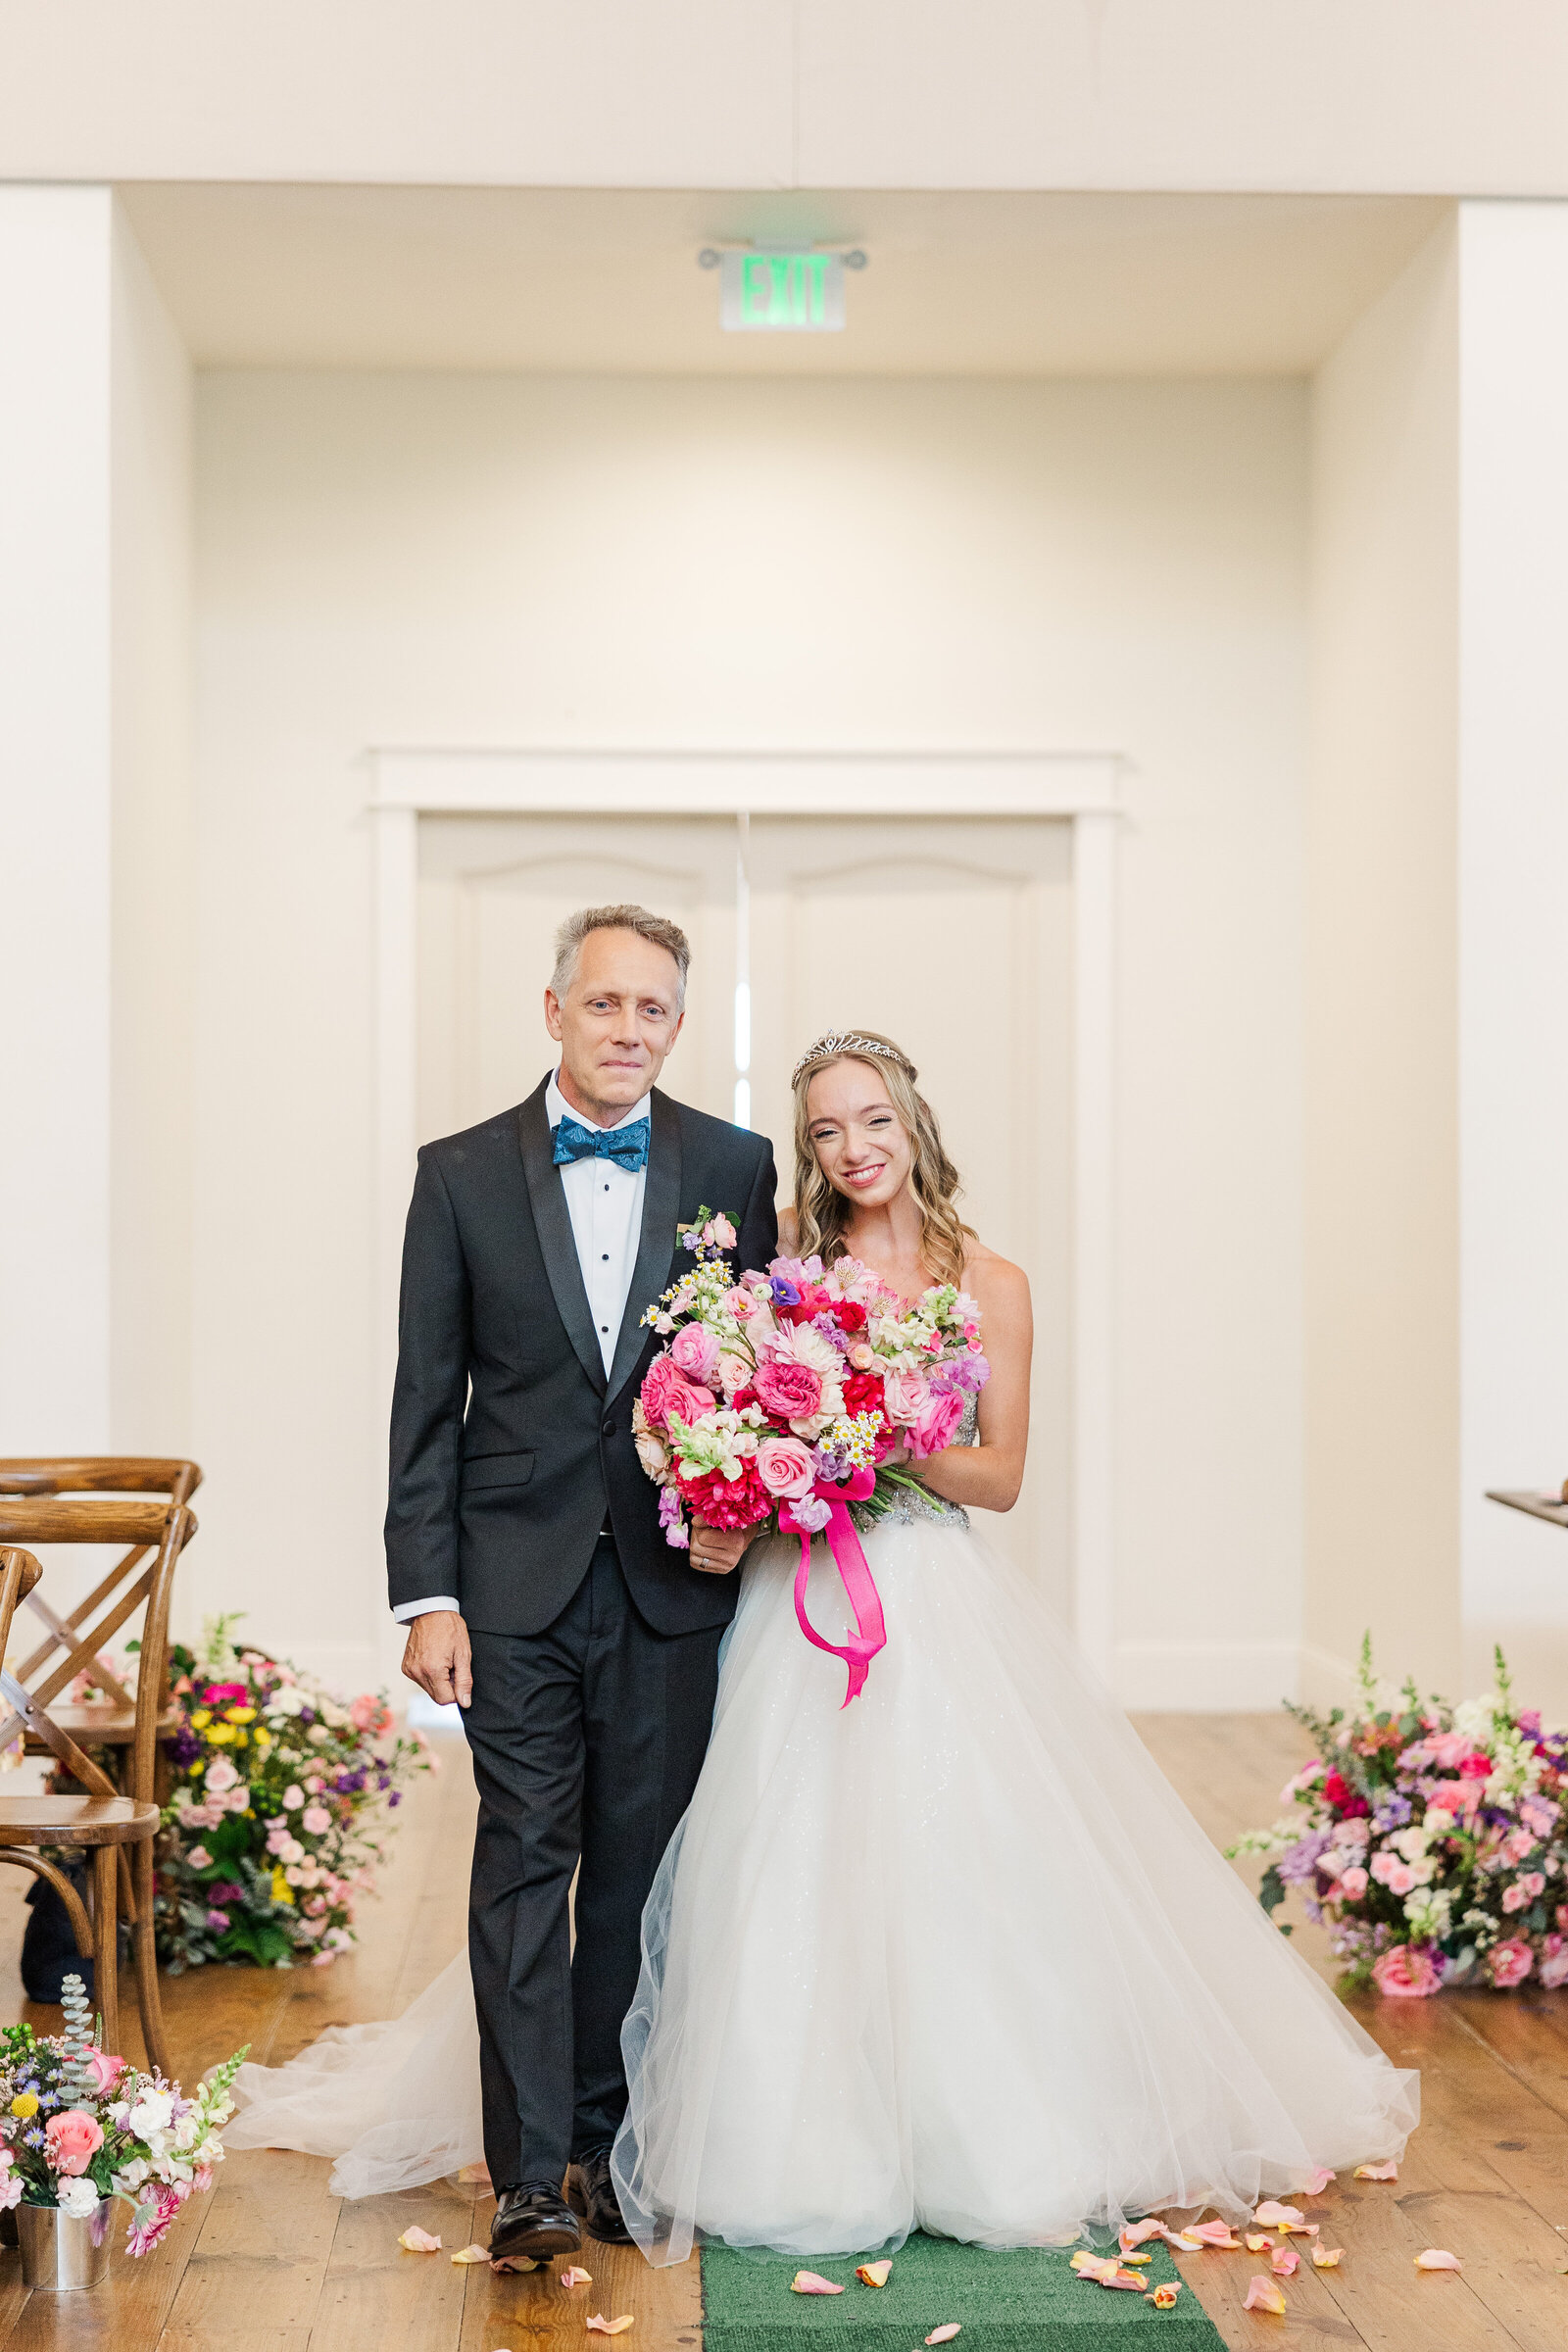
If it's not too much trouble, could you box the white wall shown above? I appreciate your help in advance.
[1455,204,1568,1710]
[0,188,115,1452]
[3,3,1568,196]
[191,368,1308,1700]
[1305,218,1460,1702]
[111,200,195,1463]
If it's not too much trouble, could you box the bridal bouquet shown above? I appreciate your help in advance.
[156,1616,432,1973]
[633,1211,989,1699]
[1230,1639,1568,1995]
[0,1971,245,2255]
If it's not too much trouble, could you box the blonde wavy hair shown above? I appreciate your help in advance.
[791,1031,975,1288]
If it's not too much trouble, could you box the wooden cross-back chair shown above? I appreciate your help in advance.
[0,1548,163,2064]
[0,1467,201,2076]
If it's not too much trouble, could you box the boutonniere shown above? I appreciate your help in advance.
[678,1207,738,1257]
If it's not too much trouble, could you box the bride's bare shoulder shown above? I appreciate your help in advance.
[960,1238,1030,1313]
[777,1203,800,1252]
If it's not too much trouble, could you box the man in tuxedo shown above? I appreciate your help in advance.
[387,906,777,2262]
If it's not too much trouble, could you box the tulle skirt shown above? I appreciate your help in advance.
[610,1514,1417,2265]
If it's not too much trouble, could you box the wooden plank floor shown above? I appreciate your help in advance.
[0,1716,1562,2348]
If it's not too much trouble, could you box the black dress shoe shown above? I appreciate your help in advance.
[565,2145,634,2245]
[489,2181,582,2263]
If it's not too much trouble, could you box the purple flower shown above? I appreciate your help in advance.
[209,1881,244,1904]
[205,1908,231,1932]
[387,1791,401,1808]
[1277,1828,1335,1886]
[1373,1793,1412,1833]
[769,1277,802,1307]
[1517,1710,1543,1739]
[167,1728,203,1770]
[790,1494,832,1535]
[681,1229,701,1252]
[809,1312,849,1355]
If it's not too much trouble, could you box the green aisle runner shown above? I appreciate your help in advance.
[701,2232,1226,2351]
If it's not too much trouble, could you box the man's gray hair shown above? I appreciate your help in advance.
[551,904,691,1010]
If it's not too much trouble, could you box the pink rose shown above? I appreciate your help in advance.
[84,2048,125,2096]
[1501,1827,1537,1864]
[705,1214,738,1250]
[752,1355,824,1423]
[1488,1936,1534,1989]
[906,1388,964,1460]
[725,1287,759,1319]
[187,1845,212,1870]
[847,1343,877,1372]
[301,1804,332,1836]
[881,1370,931,1427]
[670,1323,723,1385]
[45,2110,104,2176]
[1371,1943,1445,1998]
[1336,1865,1369,1899]
[755,1435,816,1500]
[350,1693,391,1735]
[640,1354,715,1433]
[203,1758,239,1794]
[1540,1940,1568,1990]
[1502,1871,1546,1914]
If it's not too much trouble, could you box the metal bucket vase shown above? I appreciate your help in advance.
[17,2198,113,2289]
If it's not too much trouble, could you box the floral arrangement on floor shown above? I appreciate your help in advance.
[633,1209,989,1550]
[0,1971,245,2254]
[1229,1638,1568,1995]
[156,1615,433,1974]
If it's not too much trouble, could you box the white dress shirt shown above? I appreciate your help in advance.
[394,1074,652,1623]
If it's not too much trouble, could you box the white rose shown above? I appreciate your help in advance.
[308,1725,331,1744]
[55,2178,101,2219]
[268,1688,306,1718]
[128,2089,174,2137]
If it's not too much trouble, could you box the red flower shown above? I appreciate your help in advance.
[675,1457,771,1531]
[834,1301,868,1334]
[1321,1769,1370,1819]
[841,1370,886,1420]
[1458,1753,1494,1780]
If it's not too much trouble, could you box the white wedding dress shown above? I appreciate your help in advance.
[230,1403,1417,2243]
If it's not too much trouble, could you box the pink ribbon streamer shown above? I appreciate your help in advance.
[780,1467,886,1706]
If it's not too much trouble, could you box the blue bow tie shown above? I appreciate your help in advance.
[554,1115,650,1173]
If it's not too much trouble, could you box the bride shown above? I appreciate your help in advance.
[228,1027,1417,2254]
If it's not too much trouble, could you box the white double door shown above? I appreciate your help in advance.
[416,810,1071,1608]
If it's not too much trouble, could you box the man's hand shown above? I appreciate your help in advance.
[401,1609,473,1708]
[689,1520,758,1577]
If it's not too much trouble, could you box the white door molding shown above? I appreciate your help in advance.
[369,748,1122,1678]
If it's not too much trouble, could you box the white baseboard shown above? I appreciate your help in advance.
[1114,1638,1302,1713]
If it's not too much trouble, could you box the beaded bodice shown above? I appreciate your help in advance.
[879,1390,978,1529]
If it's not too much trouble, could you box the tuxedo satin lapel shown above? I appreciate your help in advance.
[607,1089,682,1403]
[517,1083,607,1397]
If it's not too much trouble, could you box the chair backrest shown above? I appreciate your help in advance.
[0,1497,198,1798]
[0,1458,201,1505]
[0,1550,43,1664]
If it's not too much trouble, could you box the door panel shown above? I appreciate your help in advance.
[748,816,1072,1607]
[416,813,736,1141]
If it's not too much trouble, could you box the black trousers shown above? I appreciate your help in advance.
[464,1536,724,2191]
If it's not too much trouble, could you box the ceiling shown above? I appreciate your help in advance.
[121,184,1447,377]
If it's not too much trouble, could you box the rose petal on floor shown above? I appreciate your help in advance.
[1120,2220,1167,2251]
[1148,2283,1182,2309]
[790,2273,845,2295]
[491,2256,540,2275]
[561,2268,594,2289]
[1120,2252,1152,2265]
[451,2243,491,2265]
[397,2227,442,2253]
[1275,2220,1319,2236]
[1165,2231,1206,2252]
[926,2328,961,2343]
[1101,2270,1148,2291]
[1354,2161,1398,2180]
[1415,2248,1462,2271]
[1072,2254,1121,2283]
[1187,2221,1244,2249]
[1245,2232,1271,2252]
[856,2261,893,2287]
[1311,2246,1344,2268]
[1253,2202,1304,2229]
[1243,2275,1288,2315]
[585,2316,635,2334]
[1295,2168,1335,2195]
[1270,2246,1299,2278]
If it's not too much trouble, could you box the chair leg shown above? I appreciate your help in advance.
[90,1846,119,2059]
[130,1838,171,2081]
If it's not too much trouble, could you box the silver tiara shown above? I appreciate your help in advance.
[790,1031,903,1085]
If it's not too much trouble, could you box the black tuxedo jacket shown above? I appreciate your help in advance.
[385,1077,778,1639]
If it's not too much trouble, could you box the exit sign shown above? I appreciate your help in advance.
[720,250,845,332]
